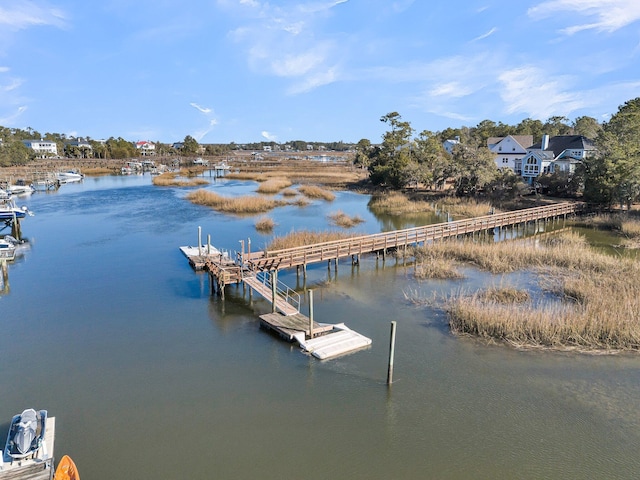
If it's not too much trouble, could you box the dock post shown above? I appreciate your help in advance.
[271,270,278,313]
[308,289,314,339]
[207,234,211,254]
[198,226,202,256]
[1,259,7,287]
[387,321,397,385]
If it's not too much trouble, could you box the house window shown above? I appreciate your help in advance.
[498,147,502,151]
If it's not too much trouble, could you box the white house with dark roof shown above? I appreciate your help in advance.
[520,134,596,183]
[22,139,58,157]
[487,135,533,173]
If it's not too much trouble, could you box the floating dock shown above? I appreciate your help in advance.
[0,417,55,480]
[294,324,373,360]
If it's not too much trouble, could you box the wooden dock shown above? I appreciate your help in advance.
[0,417,55,480]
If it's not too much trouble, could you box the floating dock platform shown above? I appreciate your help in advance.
[294,324,372,360]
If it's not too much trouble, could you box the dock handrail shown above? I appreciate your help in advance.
[254,270,301,313]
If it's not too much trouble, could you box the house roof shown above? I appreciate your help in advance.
[529,135,595,157]
[487,135,534,150]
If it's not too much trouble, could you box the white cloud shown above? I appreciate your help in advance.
[222,0,345,93]
[471,27,497,42]
[528,0,640,34]
[190,102,212,114]
[429,82,475,98]
[0,1,67,30]
[0,106,27,125]
[498,66,585,119]
[261,131,277,141]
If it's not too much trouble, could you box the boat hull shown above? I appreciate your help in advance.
[4,409,47,459]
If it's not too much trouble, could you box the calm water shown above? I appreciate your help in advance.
[1,175,639,479]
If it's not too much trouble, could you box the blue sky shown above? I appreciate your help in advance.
[1,0,639,144]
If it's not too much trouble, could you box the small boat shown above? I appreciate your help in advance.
[56,170,83,183]
[6,184,35,196]
[0,195,31,220]
[4,409,47,459]
[54,455,80,480]
[0,237,17,261]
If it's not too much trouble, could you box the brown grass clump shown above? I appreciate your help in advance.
[152,172,209,187]
[82,167,113,176]
[255,216,276,233]
[436,197,496,219]
[185,189,285,214]
[256,177,292,194]
[368,192,429,215]
[281,188,299,197]
[433,232,640,352]
[291,197,310,207]
[327,210,364,228]
[298,185,336,201]
[266,230,356,251]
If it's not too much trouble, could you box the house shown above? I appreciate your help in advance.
[136,140,156,155]
[487,135,533,173]
[65,138,93,158]
[443,136,460,154]
[520,134,596,183]
[22,139,58,157]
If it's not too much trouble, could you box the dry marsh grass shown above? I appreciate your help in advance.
[281,188,299,197]
[412,232,640,352]
[186,189,285,214]
[82,167,113,176]
[266,230,356,251]
[255,216,276,233]
[435,197,496,218]
[298,185,336,201]
[256,177,292,194]
[368,192,429,215]
[327,210,364,228]
[152,172,209,187]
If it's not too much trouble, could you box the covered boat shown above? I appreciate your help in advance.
[4,409,47,459]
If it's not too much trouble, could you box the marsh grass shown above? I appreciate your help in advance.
[368,192,428,215]
[256,177,292,194]
[327,210,364,228]
[369,192,497,219]
[298,185,336,201]
[186,189,285,214]
[152,172,209,187]
[82,167,113,176]
[281,188,299,197]
[417,232,640,352]
[266,230,356,250]
[255,216,276,233]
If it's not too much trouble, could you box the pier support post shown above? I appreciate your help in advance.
[271,270,278,313]
[308,289,314,339]
[198,226,202,256]
[387,321,397,385]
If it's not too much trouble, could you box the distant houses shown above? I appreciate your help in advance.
[22,139,58,157]
[135,140,156,156]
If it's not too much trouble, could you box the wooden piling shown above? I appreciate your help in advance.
[387,321,397,385]
[308,289,314,339]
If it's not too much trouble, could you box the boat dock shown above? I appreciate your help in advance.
[181,202,584,359]
[0,417,55,480]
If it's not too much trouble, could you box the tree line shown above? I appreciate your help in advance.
[356,98,640,209]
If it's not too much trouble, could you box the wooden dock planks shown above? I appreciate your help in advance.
[259,312,333,341]
[0,417,55,480]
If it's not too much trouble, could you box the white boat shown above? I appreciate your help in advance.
[56,170,83,183]
[0,238,16,261]
[6,184,35,196]
[0,194,32,220]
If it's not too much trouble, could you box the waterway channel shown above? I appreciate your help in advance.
[1,174,639,479]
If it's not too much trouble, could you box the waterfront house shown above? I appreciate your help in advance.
[520,134,596,183]
[136,140,156,156]
[487,135,533,173]
[22,139,58,157]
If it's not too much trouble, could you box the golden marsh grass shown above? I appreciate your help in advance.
[298,185,336,201]
[256,177,292,194]
[327,210,364,228]
[152,172,209,187]
[185,189,285,214]
[266,230,356,251]
[411,232,640,352]
[255,216,276,233]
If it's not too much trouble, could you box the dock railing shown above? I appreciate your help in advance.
[245,202,584,271]
[253,270,301,313]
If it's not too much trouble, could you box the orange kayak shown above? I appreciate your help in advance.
[54,455,80,480]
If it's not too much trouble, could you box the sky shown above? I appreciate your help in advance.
[0,0,639,144]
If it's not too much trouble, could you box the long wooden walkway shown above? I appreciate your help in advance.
[241,202,584,272]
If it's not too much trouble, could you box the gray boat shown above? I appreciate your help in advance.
[3,409,47,459]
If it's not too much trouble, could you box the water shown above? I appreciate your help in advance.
[1,175,639,479]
